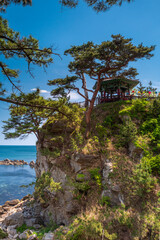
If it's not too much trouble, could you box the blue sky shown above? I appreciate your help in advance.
[0,0,160,145]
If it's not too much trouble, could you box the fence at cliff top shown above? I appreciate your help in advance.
[72,94,160,108]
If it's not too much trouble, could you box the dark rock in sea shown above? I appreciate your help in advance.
[29,161,35,168]
[0,159,28,166]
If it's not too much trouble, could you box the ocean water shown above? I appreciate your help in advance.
[0,145,36,205]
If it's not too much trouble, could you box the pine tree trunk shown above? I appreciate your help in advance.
[82,73,89,108]
[85,76,102,138]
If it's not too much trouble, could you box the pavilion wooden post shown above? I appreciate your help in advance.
[104,91,106,101]
[128,84,130,95]
[110,90,112,100]
[117,88,120,99]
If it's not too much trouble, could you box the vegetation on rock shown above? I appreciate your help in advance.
[34,172,62,204]
[0,228,8,239]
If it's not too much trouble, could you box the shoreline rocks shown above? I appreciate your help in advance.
[29,161,35,168]
[0,196,43,239]
[0,159,35,167]
[0,196,68,240]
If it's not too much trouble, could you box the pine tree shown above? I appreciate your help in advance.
[60,0,133,12]
[48,35,155,137]
[0,0,31,12]
[0,16,54,93]
[147,81,157,92]
[2,90,73,141]
[137,82,146,94]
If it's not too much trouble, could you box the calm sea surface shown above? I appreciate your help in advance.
[0,145,36,205]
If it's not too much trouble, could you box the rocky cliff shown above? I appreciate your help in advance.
[1,100,160,240]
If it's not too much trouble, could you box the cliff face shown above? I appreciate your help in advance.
[35,142,123,226]
[32,100,160,239]
[35,142,79,226]
[2,100,159,240]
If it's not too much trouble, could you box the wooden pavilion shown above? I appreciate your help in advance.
[99,78,139,103]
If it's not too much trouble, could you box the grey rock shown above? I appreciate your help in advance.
[50,167,66,187]
[129,142,143,159]
[70,153,99,173]
[29,161,35,168]
[7,225,17,236]
[24,218,36,227]
[42,232,55,240]
[70,154,82,173]
[33,224,41,229]
[111,185,120,192]
[28,234,37,240]
[19,230,33,239]
[0,206,4,214]
[101,158,124,206]
[102,189,124,206]
[4,199,20,207]
[102,159,113,185]
[3,211,24,227]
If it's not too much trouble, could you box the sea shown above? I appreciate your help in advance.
[0,145,36,205]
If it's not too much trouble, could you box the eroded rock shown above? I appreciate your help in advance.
[101,158,124,205]
[3,211,24,227]
[42,232,55,240]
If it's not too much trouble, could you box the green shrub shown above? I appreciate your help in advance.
[140,117,160,151]
[96,123,108,145]
[65,217,117,240]
[17,223,58,240]
[0,228,8,239]
[119,99,150,120]
[41,147,61,158]
[100,196,111,206]
[74,181,90,193]
[131,161,157,197]
[141,118,158,133]
[140,212,160,239]
[17,224,35,233]
[34,172,61,204]
[118,118,137,147]
[76,173,85,181]
[71,131,84,152]
[144,155,160,175]
[89,168,102,189]
[103,115,113,128]
[117,209,133,228]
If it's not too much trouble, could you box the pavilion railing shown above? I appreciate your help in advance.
[72,95,160,108]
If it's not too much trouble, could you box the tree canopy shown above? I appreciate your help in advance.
[49,34,155,136]
[60,0,133,12]
[0,0,31,12]
[2,89,85,141]
[0,16,55,93]
[2,90,71,141]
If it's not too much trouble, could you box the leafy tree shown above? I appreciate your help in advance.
[60,0,133,12]
[48,34,155,136]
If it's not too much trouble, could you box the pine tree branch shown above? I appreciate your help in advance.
[0,62,23,93]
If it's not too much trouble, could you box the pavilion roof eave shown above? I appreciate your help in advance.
[100,78,139,89]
